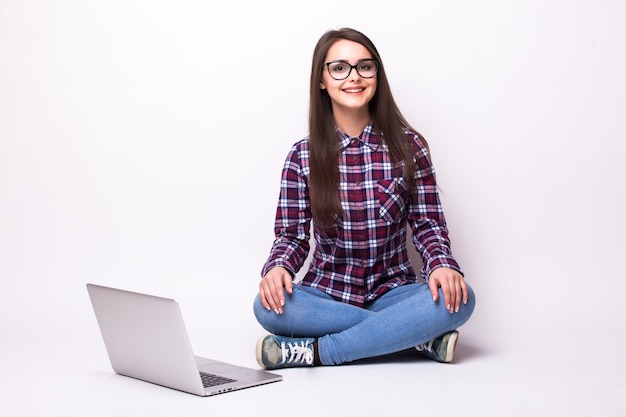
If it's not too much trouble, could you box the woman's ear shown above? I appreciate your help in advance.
[320,82,326,90]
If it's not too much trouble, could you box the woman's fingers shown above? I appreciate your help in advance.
[259,267,292,314]
[429,267,467,314]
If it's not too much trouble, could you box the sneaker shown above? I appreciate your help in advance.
[415,331,459,363]
[256,335,316,369]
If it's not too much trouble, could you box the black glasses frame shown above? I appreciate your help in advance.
[324,59,379,80]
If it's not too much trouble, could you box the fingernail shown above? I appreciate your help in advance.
[455,306,460,313]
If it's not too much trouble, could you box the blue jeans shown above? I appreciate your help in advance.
[253,282,475,365]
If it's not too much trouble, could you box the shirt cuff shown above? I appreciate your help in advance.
[423,254,463,280]
[261,258,297,279]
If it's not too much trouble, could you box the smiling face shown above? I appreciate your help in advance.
[320,39,377,118]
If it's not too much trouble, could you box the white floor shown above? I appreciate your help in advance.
[3,288,624,417]
[2,1,626,415]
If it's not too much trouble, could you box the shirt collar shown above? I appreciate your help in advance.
[337,122,380,151]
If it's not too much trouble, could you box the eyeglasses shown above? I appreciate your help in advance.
[324,59,379,80]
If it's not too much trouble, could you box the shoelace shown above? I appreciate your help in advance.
[415,339,434,353]
[280,340,314,365]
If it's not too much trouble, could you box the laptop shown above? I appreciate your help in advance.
[86,283,282,396]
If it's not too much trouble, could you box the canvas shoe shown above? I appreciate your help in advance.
[256,334,316,370]
[415,331,459,363]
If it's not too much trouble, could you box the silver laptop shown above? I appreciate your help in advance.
[86,283,282,396]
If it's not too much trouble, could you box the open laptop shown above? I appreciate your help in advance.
[86,283,282,396]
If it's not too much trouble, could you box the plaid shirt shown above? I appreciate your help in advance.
[262,124,461,307]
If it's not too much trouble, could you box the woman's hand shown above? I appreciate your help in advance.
[259,266,293,314]
[428,267,469,314]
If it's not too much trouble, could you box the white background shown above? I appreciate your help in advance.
[1,0,625,416]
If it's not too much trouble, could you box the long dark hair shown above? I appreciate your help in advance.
[309,28,426,227]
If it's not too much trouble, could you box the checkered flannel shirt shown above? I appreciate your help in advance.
[262,124,461,307]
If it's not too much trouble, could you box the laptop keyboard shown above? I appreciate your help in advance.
[200,372,237,388]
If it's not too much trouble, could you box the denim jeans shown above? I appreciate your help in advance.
[253,282,475,365]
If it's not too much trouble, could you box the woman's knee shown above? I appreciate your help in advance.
[464,283,476,314]
[253,294,271,324]
[453,282,476,326]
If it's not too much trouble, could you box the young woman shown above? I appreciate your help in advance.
[253,28,475,369]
